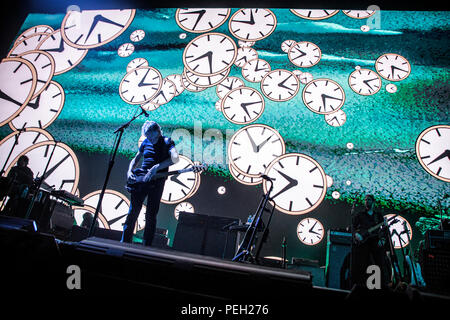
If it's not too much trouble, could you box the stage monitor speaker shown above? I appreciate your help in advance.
[0,215,38,232]
[326,230,351,290]
[289,258,326,287]
[172,213,240,259]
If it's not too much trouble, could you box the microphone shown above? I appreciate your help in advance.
[139,105,149,117]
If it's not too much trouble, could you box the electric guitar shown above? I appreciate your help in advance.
[355,214,398,244]
[125,163,207,193]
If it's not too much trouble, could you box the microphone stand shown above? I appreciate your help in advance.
[88,107,147,237]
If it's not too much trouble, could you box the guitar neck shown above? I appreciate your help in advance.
[153,168,191,179]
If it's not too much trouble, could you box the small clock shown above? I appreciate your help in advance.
[302,78,345,114]
[119,66,163,104]
[241,58,271,83]
[126,57,148,73]
[375,53,411,81]
[297,218,325,245]
[263,153,327,215]
[234,47,258,68]
[174,201,195,220]
[342,10,376,19]
[117,43,135,58]
[348,68,382,95]
[260,69,300,102]
[299,72,313,84]
[216,76,245,99]
[0,58,37,127]
[176,8,230,33]
[228,124,285,178]
[6,141,80,194]
[221,87,265,124]
[288,41,321,68]
[229,8,277,41]
[290,9,339,20]
[281,39,296,53]
[61,9,136,49]
[130,29,145,42]
[183,32,237,76]
[385,214,412,249]
[9,80,65,131]
[36,29,88,75]
[415,125,450,182]
[324,109,347,127]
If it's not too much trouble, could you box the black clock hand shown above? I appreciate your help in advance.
[362,78,379,90]
[240,104,251,118]
[85,14,125,43]
[391,65,408,77]
[271,169,298,199]
[41,154,70,181]
[321,94,342,109]
[245,129,258,152]
[45,37,65,53]
[138,69,159,87]
[427,149,450,166]
[107,213,128,226]
[278,76,295,90]
[27,95,41,110]
[170,174,190,189]
[292,49,307,60]
[0,89,25,107]
[256,135,273,152]
[190,51,213,74]
[254,60,267,72]
[181,9,206,30]
[233,10,255,25]
[309,221,318,233]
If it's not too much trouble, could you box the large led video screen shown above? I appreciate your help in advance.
[0,8,448,267]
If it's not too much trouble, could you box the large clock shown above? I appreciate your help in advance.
[297,218,325,245]
[260,69,300,101]
[228,124,285,178]
[263,153,327,215]
[302,78,345,114]
[183,32,237,76]
[415,125,450,182]
[9,80,65,130]
[221,87,265,124]
[229,9,277,41]
[119,66,163,104]
[176,8,230,33]
[0,58,37,127]
[375,53,411,81]
[385,214,412,249]
[6,141,80,194]
[288,41,322,68]
[241,58,271,83]
[61,9,136,49]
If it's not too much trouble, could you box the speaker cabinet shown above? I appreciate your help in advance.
[173,213,240,259]
[326,230,352,290]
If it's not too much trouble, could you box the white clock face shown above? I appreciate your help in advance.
[83,189,145,232]
[0,128,53,172]
[348,68,382,95]
[166,74,185,96]
[8,33,49,57]
[221,87,265,124]
[119,66,163,104]
[130,29,145,42]
[183,32,237,76]
[297,218,325,245]
[17,50,55,99]
[375,53,411,81]
[242,58,271,82]
[9,81,64,130]
[0,58,37,127]
[415,125,450,182]
[7,141,80,194]
[302,78,345,114]
[229,8,277,41]
[149,78,176,105]
[290,9,339,20]
[174,201,195,220]
[228,162,262,186]
[234,47,258,68]
[37,29,88,75]
[263,153,327,215]
[161,155,200,204]
[342,10,376,19]
[117,43,135,58]
[216,76,245,99]
[15,25,54,44]
[61,9,136,48]
[281,39,296,53]
[184,68,230,88]
[324,109,347,127]
[261,69,300,101]
[126,57,148,73]
[228,124,285,178]
[385,214,412,249]
[288,41,321,68]
[176,8,230,33]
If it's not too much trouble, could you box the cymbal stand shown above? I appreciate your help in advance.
[232,179,273,263]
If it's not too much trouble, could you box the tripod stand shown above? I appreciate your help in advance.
[232,177,274,263]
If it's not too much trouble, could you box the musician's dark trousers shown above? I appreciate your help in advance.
[121,179,165,246]
[351,239,389,287]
